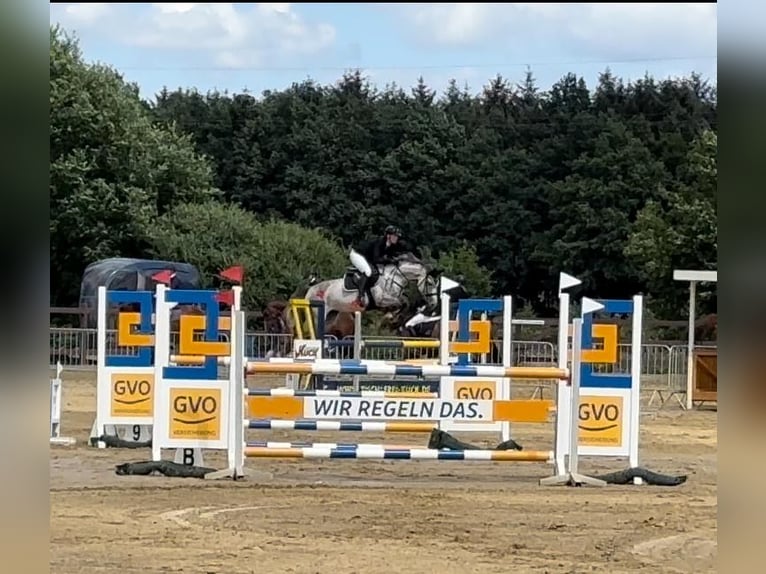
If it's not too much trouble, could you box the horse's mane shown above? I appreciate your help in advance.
[393,252,422,264]
[383,252,435,273]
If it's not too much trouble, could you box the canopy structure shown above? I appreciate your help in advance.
[79,258,202,326]
[673,269,718,409]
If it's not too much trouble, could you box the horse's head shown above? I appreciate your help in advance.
[394,254,442,313]
[262,301,289,334]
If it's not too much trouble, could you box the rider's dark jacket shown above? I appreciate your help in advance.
[355,236,419,265]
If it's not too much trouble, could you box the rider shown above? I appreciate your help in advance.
[349,225,416,310]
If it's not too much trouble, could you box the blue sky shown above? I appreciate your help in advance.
[50,3,718,102]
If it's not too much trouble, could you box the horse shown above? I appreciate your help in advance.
[695,313,717,343]
[259,297,358,360]
[262,301,289,336]
[260,300,293,357]
[303,252,442,321]
[265,299,356,339]
[325,312,356,339]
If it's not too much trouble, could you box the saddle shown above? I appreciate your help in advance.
[342,266,381,292]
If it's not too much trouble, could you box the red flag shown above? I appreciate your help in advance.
[151,270,175,285]
[216,290,235,306]
[218,265,244,284]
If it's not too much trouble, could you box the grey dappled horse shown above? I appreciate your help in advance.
[304,253,442,320]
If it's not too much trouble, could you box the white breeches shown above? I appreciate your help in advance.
[349,249,372,277]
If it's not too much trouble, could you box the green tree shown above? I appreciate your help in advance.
[50,26,217,305]
[530,113,668,298]
[625,131,717,315]
[437,243,494,297]
[140,63,716,316]
[144,201,348,309]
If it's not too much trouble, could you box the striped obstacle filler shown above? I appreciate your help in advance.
[268,357,554,438]
[243,388,555,426]
[245,393,553,424]
[243,446,553,461]
[242,387,556,430]
[147,290,562,477]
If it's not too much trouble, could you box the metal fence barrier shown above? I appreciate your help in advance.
[49,327,714,408]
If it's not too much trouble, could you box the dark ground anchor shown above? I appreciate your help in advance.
[589,468,687,486]
[90,434,152,448]
[115,461,218,479]
[428,429,687,486]
[428,429,523,451]
[111,430,688,485]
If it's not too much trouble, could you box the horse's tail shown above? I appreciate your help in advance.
[282,304,295,336]
[289,272,320,300]
[290,285,308,300]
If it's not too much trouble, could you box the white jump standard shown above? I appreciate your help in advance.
[50,362,75,446]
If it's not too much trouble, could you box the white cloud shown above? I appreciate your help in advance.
[406,3,495,47]
[394,3,717,60]
[50,3,336,68]
[569,4,717,59]
[153,4,196,15]
[259,3,292,15]
[59,3,110,24]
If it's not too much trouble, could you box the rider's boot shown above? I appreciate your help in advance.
[353,275,369,310]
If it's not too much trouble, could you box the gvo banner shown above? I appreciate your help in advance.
[578,396,623,446]
[170,388,222,440]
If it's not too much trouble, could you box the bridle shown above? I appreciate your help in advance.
[417,274,440,311]
[383,262,408,293]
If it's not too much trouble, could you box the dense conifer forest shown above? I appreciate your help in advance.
[50,26,717,318]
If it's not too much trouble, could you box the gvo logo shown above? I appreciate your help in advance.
[168,388,222,440]
[113,378,152,404]
[172,395,218,425]
[110,374,154,417]
[578,401,620,432]
[456,386,493,400]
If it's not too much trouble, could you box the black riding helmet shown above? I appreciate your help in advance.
[384,225,402,237]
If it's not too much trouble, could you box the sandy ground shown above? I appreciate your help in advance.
[51,372,717,574]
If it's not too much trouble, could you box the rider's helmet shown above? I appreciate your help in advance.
[384,225,402,237]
